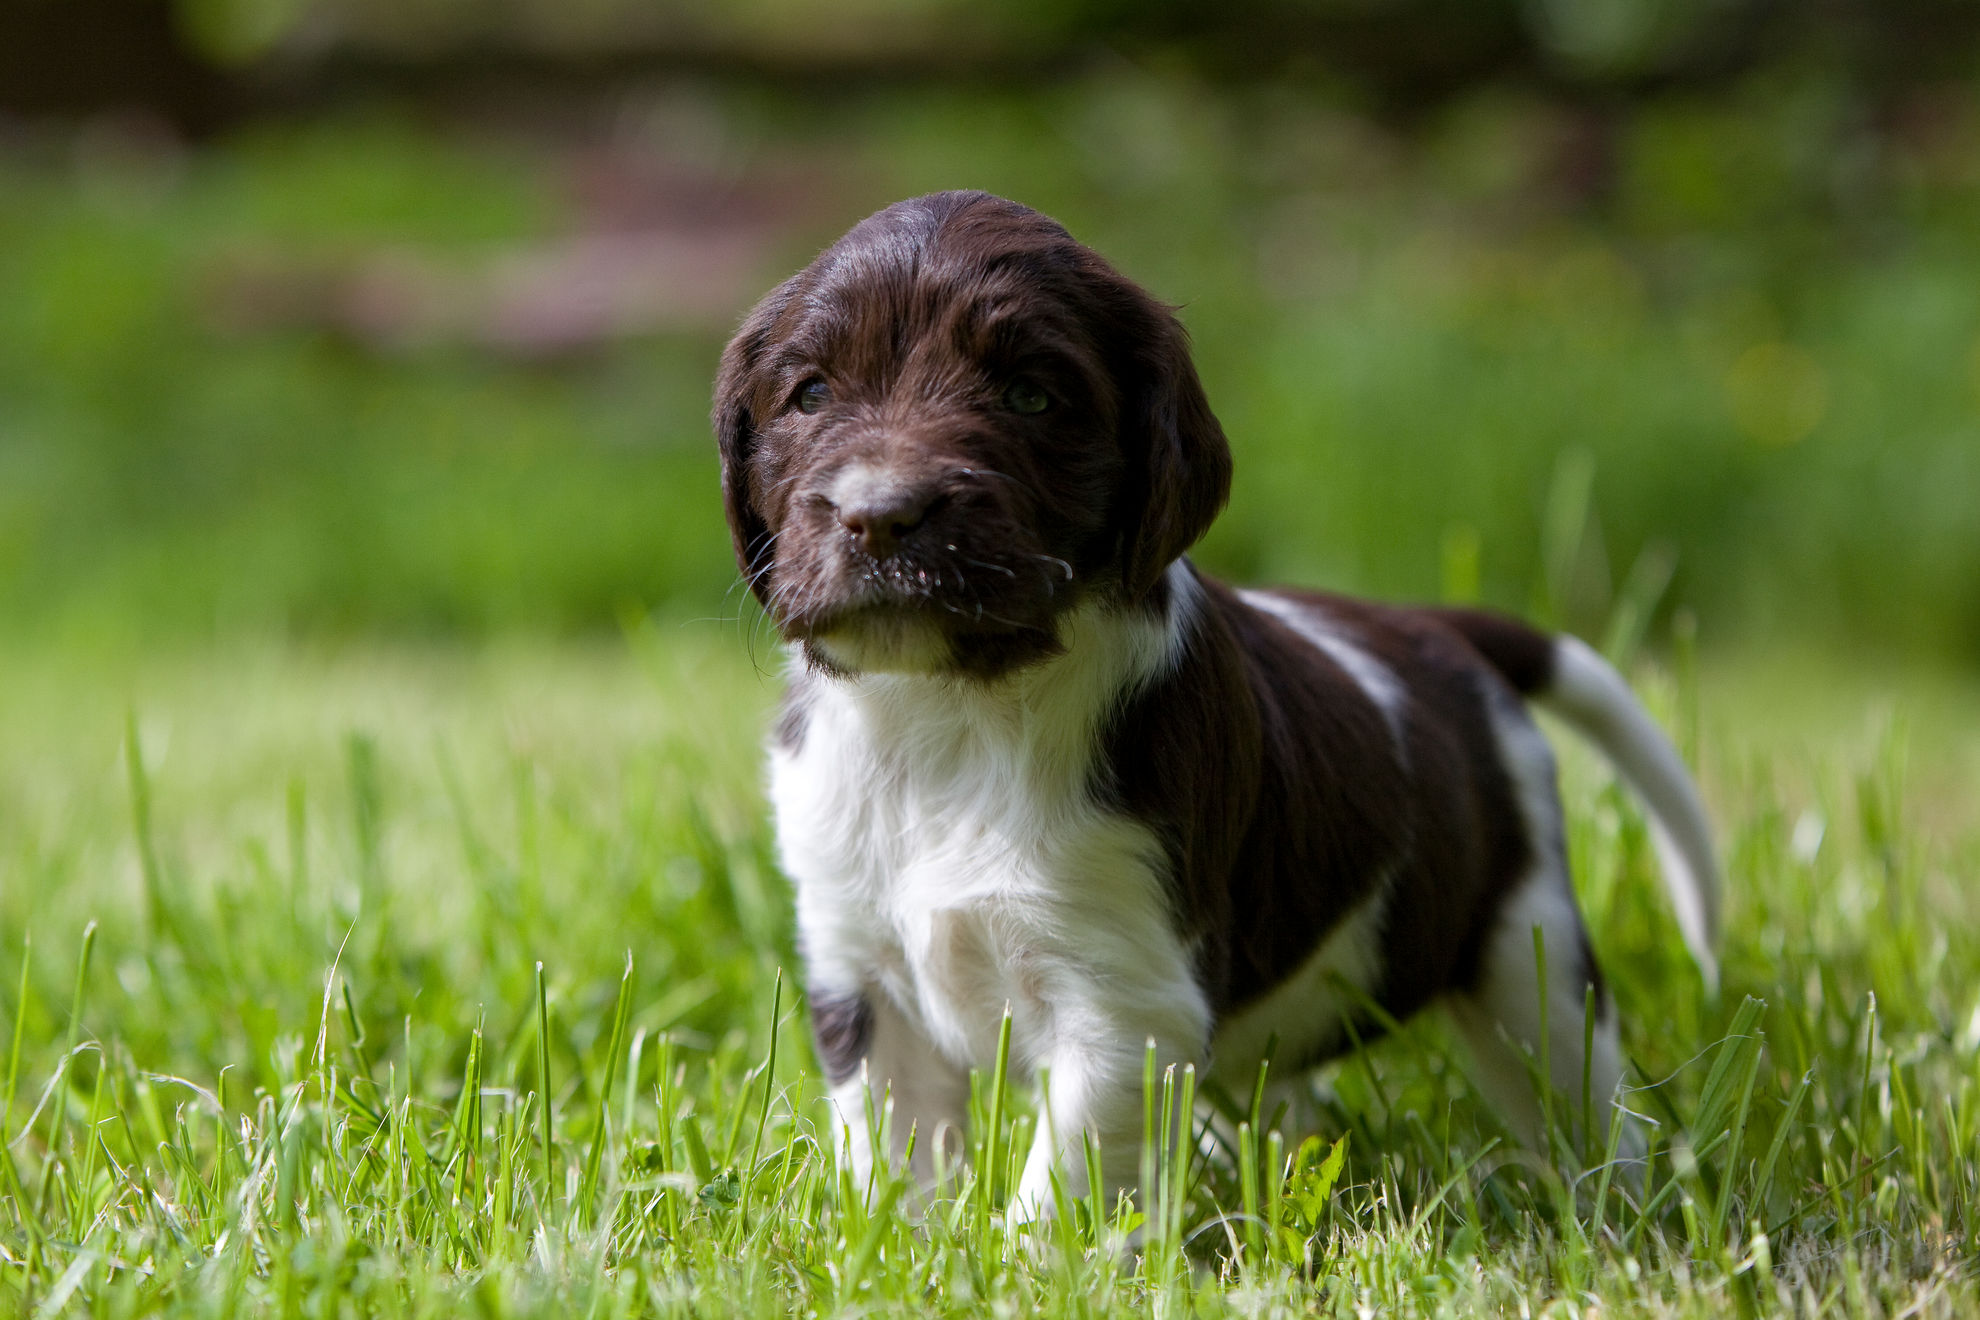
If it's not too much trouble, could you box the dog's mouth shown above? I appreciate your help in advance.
[801,607,956,675]
[780,573,1072,678]
[759,501,1087,676]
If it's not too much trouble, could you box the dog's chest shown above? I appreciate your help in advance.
[769,666,1179,1067]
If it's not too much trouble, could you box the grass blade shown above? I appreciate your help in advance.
[578,952,635,1229]
[536,961,554,1211]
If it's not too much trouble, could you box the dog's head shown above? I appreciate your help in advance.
[715,190,1230,679]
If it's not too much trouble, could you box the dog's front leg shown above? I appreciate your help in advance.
[816,988,971,1196]
[1012,1045,1142,1220]
[1012,1023,1203,1222]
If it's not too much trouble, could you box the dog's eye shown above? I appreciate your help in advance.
[795,379,831,415]
[1003,379,1050,415]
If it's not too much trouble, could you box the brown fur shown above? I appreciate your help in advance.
[713,191,1230,681]
[714,190,1596,1082]
[1102,576,1580,1059]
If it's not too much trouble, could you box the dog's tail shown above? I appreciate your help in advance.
[1433,609,1721,990]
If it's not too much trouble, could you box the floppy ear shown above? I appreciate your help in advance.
[712,282,793,605]
[1114,298,1233,600]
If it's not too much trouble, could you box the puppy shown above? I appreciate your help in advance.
[713,191,1718,1213]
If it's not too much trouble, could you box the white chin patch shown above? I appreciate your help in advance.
[812,616,953,674]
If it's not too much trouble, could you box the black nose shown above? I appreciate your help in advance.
[834,486,935,559]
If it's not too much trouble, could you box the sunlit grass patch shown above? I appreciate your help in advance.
[0,638,1975,1315]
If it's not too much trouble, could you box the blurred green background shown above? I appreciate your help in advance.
[3,0,1979,665]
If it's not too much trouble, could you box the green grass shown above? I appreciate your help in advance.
[1,628,1975,1316]
[5,60,1980,1316]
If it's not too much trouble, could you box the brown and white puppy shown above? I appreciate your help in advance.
[714,191,1718,1212]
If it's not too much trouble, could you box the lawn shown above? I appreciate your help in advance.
[1,631,1975,1316]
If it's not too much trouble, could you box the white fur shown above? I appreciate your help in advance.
[1447,873,1627,1157]
[1448,684,1626,1155]
[1238,590,1407,742]
[826,459,895,512]
[811,616,953,675]
[1207,885,1389,1089]
[772,561,1212,1207]
[1535,636,1720,988]
[775,570,1698,1200]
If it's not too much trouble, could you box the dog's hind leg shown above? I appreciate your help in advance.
[1447,867,1630,1163]
[1454,681,1635,1164]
